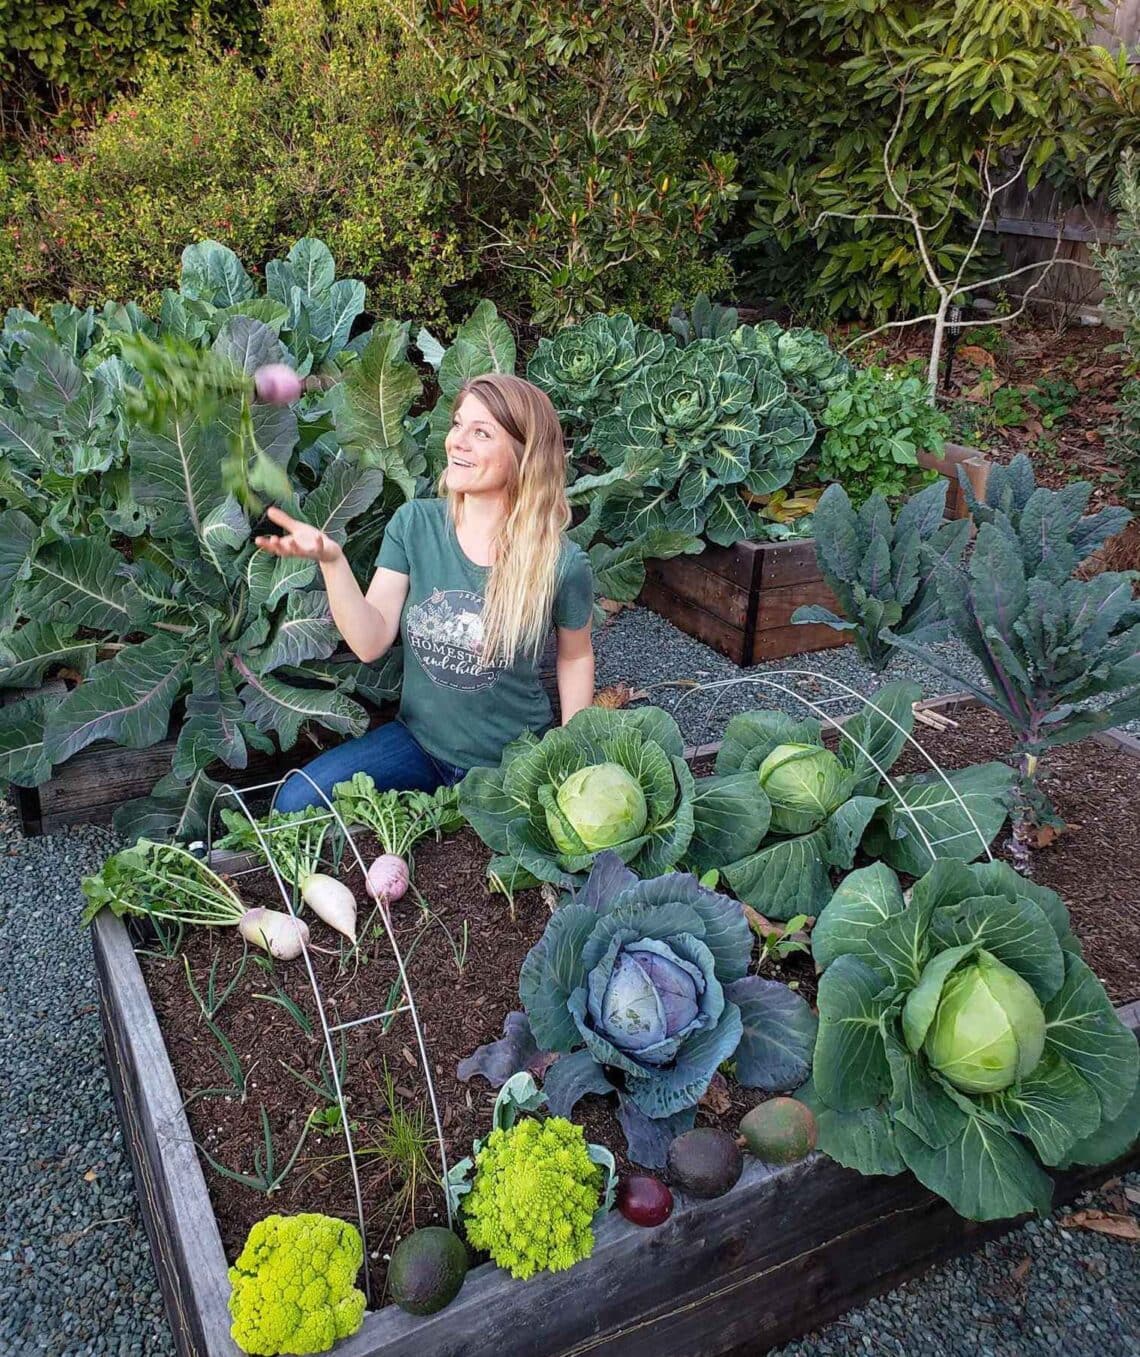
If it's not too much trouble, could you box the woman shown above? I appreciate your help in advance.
[257,373,595,812]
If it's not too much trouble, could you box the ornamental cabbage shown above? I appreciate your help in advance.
[463,854,817,1167]
[227,1213,365,1355]
[459,705,772,890]
[803,859,1140,1221]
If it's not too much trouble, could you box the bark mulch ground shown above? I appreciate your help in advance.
[137,703,1138,1303]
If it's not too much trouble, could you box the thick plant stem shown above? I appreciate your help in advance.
[1008,749,1040,878]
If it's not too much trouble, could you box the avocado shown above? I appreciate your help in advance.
[665,1127,743,1199]
[740,1097,817,1165]
[388,1227,468,1316]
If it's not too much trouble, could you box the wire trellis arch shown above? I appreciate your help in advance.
[672,668,995,866]
[202,767,453,1307]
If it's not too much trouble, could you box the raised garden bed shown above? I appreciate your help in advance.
[91,703,1140,1357]
[637,443,990,666]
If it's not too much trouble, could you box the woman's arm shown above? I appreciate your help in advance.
[556,622,595,723]
[254,506,408,663]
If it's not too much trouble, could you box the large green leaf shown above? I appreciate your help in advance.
[0,509,39,599]
[1055,1074,1140,1169]
[301,459,385,544]
[870,761,1012,875]
[980,1050,1101,1166]
[715,709,820,775]
[883,1027,967,1149]
[895,1114,1053,1221]
[253,592,339,674]
[823,795,884,869]
[722,830,832,921]
[180,240,255,307]
[13,339,84,420]
[798,1078,904,1177]
[813,953,893,1111]
[245,552,318,613]
[20,536,133,634]
[1043,952,1140,1121]
[901,942,977,1053]
[236,667,368,750]
[43,633,188,763]
[437,301,517,399]
[728,975,817,1093]
[128,406,227,543]
[686,771,771,874]
[113,766,223,843]
[213,315,284,376]
[335,320,422,497]
[811,861,906,977]
[839,679,921,795]
[930,893,1066,1003]
[0,693,55,785]
[0,621,97,689]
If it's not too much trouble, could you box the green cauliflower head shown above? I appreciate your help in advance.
[462,1116,602,1280]
[228,1213,366,1355]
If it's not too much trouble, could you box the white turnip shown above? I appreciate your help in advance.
[238,907,310,960]
[365,853,410,904]
[300,872,358,943]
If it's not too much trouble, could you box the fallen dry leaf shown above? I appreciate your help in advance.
[83,1169,97,1183]
[957,345,996,368]
[1125,1187,1140,1207]
[1058,1210,1140,1241]
[1011,1255,1032,1284]
[700,1072,733,1116]
[596,597,626,617]
[593,683,649,710]
[1031,824,1063,849]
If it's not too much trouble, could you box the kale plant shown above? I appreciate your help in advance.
[887,456,1139,847]
[793,478,969,671]
[668,292,739,346]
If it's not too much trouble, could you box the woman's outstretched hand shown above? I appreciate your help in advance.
[254,506,343,564]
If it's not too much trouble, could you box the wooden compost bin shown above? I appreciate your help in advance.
[637,443,990,667]
[90,719,1140,1357]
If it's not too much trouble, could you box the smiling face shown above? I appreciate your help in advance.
[444,393,519,498]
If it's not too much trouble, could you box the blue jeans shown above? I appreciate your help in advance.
[273,720,467,814]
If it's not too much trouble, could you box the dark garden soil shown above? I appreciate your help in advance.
[138,826,769,1305]
[137,704,1138,1304]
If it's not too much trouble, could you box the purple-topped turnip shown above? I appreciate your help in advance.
[253,363,304,406]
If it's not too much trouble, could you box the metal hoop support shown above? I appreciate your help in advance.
[674,669,995,864]
[203,768,453,1306]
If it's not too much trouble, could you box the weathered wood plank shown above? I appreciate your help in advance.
[755,538,822,590]
[673,540,759,590]
[641,557,751,629]
[751,623,848,664]
[638,578,749,665]
[755,579,842,631]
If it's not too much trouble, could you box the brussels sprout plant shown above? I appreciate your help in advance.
[461,854,817,1166]
[458,706,772,890]
[803,858,1140,1220]
[717,682,1012,920]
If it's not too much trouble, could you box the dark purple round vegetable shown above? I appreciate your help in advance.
[617,1174,673,1227]
[253,363,304,406]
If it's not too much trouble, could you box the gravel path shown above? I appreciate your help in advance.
[592,605,1140,745]
[2,610,1137,1355]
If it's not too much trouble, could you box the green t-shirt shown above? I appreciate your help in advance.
[375,498,593,770]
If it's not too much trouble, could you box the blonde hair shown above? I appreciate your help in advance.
[442,373,571,667]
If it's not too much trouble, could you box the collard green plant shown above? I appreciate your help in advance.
[817,367,947,504]
[462,855,817,1166]
[716,682,1012,920]
[458,705,771,891]
[793,479,970,671]
[0,237,420,837]
[802,858,1140,1220]
[887,456,1139,835]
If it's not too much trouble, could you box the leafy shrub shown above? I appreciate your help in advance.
[1096,150,1140,510]
[2,0,473,320]
[716,682,1012,919]
[804,858,1140,1220]
[733,0,1119,320]
[817,368,947,504]
[794,479,970,671]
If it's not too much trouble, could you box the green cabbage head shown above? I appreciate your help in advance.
[758,743,849,834]
[916,950,1046,1095]
[546,762,648,854]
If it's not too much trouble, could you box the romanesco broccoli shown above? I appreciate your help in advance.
[227,1213,366,1355]
[462,1115,602,1280]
